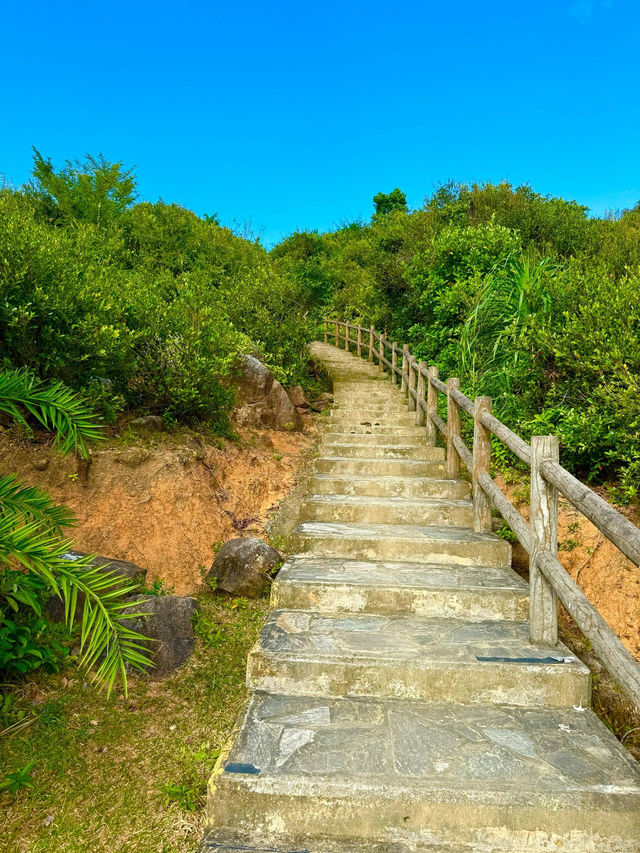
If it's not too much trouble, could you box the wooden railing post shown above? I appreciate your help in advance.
[345,320,350,352]
[357,324,362,357]
[446,378,461,478]
[530,436,559,645]
[391,343,398,385]
[323,318,328,343]
[400,345,409,394]
[407,356,417,412]
[473,396,492,533]
[425,367,438,446]
[334,321,339,346]
[416,361,426,426]
[378,333,385,371]
[369,326,374,363]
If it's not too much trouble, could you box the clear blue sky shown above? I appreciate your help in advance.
[1,1,639,245]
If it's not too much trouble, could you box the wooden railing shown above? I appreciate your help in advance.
[324,317,640,708]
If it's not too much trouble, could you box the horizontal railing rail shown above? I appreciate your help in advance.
[322,316,640,707]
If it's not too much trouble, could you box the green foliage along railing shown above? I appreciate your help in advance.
[324,317,640,709]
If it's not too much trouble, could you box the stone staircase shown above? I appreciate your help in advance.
[204,343,640,852]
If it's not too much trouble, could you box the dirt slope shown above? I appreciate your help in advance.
[0,426,314,594]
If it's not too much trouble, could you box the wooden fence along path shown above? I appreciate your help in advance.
[326,318,640,708]
[203,326,640,852]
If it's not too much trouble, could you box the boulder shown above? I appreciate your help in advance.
[235,355,302,431]
[46,552,148,622]
[130,415,164,432]
[126,595,197,676]
[206,537,281,598]
[287,385,308,408]
[308,392,334,412]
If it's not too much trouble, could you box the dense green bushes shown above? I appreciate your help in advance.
[274,181,640,498]
[0,152,312,428]
[2,154,639,497]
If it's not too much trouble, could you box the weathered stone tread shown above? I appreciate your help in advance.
[208,693,640,852]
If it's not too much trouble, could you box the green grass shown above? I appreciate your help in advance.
[1,591,268,852]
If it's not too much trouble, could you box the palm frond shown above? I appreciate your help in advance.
[0,474,75,532]
[0,368,104,458]
[0,512,153,695]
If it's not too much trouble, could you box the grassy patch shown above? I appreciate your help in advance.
[1,592,268,852]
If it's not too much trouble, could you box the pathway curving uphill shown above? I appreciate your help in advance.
[203,343,640,852]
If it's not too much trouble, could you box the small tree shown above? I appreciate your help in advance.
[0,369,151,695]
[373,188,408,218]
[30,148,137,226]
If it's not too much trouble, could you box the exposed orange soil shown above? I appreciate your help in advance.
[0,424,314,594]
[498,475,640,661]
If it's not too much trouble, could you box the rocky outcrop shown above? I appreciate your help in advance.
[126,594,197,675]
[46,551,148,622]
[234,355,302,431]
[206,537,281,598]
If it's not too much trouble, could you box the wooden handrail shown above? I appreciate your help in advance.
[450,387,474,418]
[429,375,447,394]
[540,459,640,566]
[323,316,640,708]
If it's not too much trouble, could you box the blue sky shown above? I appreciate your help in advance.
[1,1,639,244]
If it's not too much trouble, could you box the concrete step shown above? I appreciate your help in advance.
[329,415,421,428]
[324,431,427,446]
[201,833,472,852]
[310,473,471,500]
[293,521,511,567]
[247,611,590,707]
[325,424,426,435]
[318,443,442,460]
[301,494,473,527]
[314,457,447,478]
[271,555,529,620]
[207,693,640,853]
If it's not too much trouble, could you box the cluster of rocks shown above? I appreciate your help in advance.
[51,536,282,677]
[124,354,333,434]
[234,355,332,431]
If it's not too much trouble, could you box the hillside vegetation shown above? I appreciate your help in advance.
[274,184,640,500]
[2,154,640,496]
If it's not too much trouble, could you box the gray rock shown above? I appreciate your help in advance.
[235,355,302,431]
[130,415,164,431]
[308,392,333,412]
[126,595,197,676]
[207,537,281,598]
[46,552,148,622]
[287,386,308,408]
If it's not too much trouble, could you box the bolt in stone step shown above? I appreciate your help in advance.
[247,611,590,708]
[272,556,529,620]
[292,521,511,567]
[301,494,473,527]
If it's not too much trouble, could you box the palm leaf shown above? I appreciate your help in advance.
[0,368,104,458]
[0,474,75,532]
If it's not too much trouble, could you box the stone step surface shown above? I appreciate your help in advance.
[325,431,428,445]
[325,424,427,435]
[309,473,471,500]
[206,341,640,851]
[247,610,590,707]
[208,693,640,853]
[301,494,473,527]
[318,443,442,460]
[271,556,529,620]
[314,457,446,477]
[293,521,511,567]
